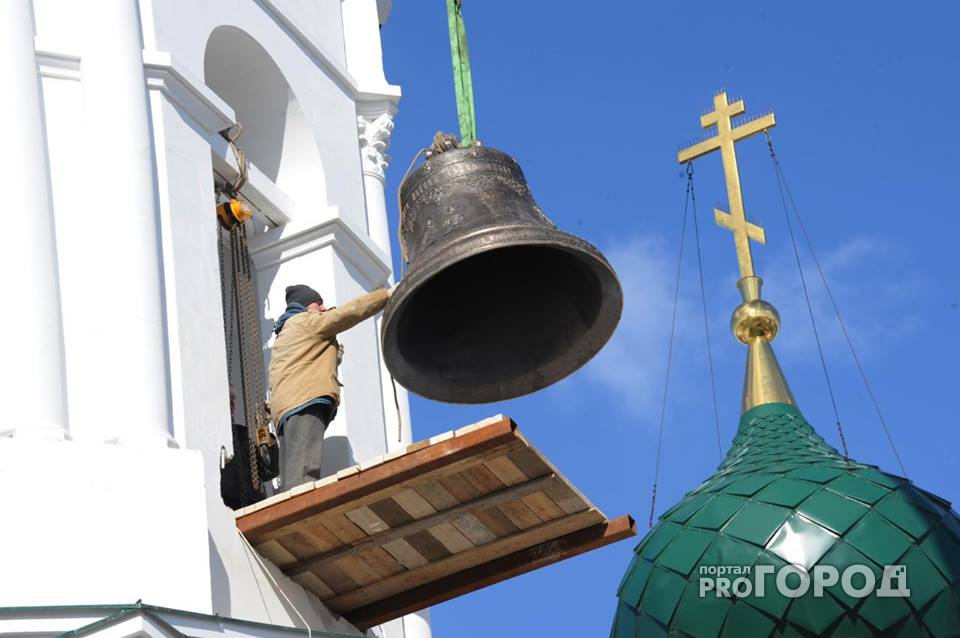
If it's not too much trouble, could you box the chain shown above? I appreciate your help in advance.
[217,221,236,394]
[227,223,262,490]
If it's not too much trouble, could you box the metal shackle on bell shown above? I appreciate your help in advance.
[381,144,623,404]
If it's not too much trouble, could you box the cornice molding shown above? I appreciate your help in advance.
[142,50,236,135]
[248,207,391,288]
[34,40,81,81]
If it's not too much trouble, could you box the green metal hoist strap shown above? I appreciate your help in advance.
[447,0,476,146]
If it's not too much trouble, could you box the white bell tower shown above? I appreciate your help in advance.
[0,1,429,636]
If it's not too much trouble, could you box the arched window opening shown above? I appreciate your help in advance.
[203,26,327,509]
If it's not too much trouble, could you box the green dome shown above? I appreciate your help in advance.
[612,402,960,637]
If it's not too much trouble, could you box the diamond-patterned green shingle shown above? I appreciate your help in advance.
[798,488,870,535]
[766,513,838,568]
[828,474,889,505]
[673,582,732,638]
[612,402,960,638]
[846,512,913,564]
[723,502,791,546]
[688,494,745,530]
[755,478,819,507]
[639,566,686,625]
[719,601,775,637]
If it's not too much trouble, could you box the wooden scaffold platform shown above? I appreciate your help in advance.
[237,415,635,629]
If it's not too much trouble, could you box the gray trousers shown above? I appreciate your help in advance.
[279,403,332,490]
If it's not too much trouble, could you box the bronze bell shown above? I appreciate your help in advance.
[381,144,623,403]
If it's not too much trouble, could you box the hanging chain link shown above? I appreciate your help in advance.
[231,223,267,490]
[216,121,271,493]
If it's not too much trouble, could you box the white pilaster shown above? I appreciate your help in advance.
[0,0,69,440]
[80,0,174,447]
[342,0,388,87]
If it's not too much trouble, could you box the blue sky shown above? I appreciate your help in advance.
[380,2,959,635]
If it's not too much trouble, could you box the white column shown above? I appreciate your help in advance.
[81,0,174,447]
[358,106,413,453]
[0,0,69,440]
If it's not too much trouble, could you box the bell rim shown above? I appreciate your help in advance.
[381,225,623,404]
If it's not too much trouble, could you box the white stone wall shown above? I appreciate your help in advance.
[0,1,428,636]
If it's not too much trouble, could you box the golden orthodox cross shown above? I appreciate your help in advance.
[678,92,776,279]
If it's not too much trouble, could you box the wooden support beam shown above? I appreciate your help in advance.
[347,514,637,630]
[326,508,607,613]
[238,416,517,539]
[284,474,559,578]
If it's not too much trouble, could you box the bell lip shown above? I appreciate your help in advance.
[381,225,623,404]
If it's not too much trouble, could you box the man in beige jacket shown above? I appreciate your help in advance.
[269,283,391,489]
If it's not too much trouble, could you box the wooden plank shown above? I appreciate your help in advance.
[542,477,589,515]
[484,456,528,486]
[323,513,369,544]
[521,492,566,522]
[284,475,557,577]
[311,560,359,595]
[461,464,506,495]
[437,472,482,502]
[357,546,406,578]
[392,488,438,519]
[506,447,552,480]
[414,481,459,511]
[334,555,381,587]
[255,540,298,568]
[451,512,498,546]
[302,522,343,553]
[427,522,475,554]
[405,529,452,562]
[515,430,599,516]
[345,506,390,536]
[278,530,325,560]
[238,417,518,539]
[474,505,519,538]
[347,515,637,629]
[326,508,606,613]
[382,538,429,570]
[291,571,336,600]
[498,499,543,530]
[368,497,416,528]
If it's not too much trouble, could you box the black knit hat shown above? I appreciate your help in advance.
[285,284,323,307]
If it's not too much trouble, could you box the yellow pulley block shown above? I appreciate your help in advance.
[217,198,253,229]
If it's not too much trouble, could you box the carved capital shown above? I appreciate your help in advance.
[357,112,395,181]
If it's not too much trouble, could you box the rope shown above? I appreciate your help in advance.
[225,123,248,195]
[765,132,908,476]
[391,376,404,443]
[394,133,465,267]
[765,131,850,463]
[395,146,428,268]
[649,171,691,528]
[446,0,476,146]
[686,162,724,459]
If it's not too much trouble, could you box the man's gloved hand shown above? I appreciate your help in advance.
[387,282,399,298]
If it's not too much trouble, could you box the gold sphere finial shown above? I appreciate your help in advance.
[731,299,780,345]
